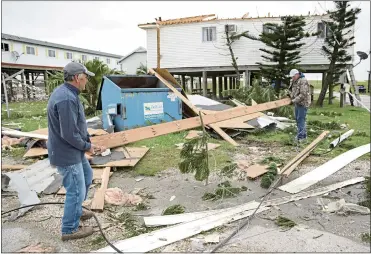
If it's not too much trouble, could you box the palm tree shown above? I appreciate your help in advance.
[46,59,124,115]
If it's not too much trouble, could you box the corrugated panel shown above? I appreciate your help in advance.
[4,159,57,194]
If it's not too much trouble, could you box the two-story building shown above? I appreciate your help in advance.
[118,46,147,74]
[1,33,123,100]
[138,13,355,97]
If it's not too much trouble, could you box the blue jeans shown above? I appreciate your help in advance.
[294,104,308,140]
[56,156,92,234]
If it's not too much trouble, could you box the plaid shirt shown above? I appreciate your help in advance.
[290,77,311,108]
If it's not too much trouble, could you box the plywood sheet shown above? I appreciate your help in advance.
[241,163,268,179]
[23,147,48,158]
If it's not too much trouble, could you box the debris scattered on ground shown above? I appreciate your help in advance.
[17,243,55,253]
[175,142,220,151]
[169,195,176,201]
[239,163,268,179]
[202,181,246,201]
[104,187,143,206]
[135,177,144,182]
[134,202,149,211]
[185,130,203,139]
[324,198,346,213]
[204,234,220,243]
[275,216,296,229]
[162,204,186,215]
[361,233,371,242]
[260,163,278,189]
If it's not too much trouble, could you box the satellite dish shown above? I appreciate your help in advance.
[356,51,368,60]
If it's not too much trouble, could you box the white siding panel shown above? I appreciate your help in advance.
[121,52,147,74]
[1,40,122,70]
[145,15,355,69]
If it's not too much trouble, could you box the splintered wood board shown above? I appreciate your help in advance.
[92,147,150,167]
[280,131,330,177]
[90,167,111,212]
[57,168,113,194]
[2,164,28,171]
[23,147,48,158]
[149,68,239,147]
[279,144,370,194]
[212,112,263,129]
[90,98,291,149]
[29,128,108,137]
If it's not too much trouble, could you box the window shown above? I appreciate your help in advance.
[318,22,332,39]
[94,56,99,60]
[116,60,119,65]
[1,43,9,52]
[81,55,87,62]
[66,52,73,59]
[225,24,237,33]
[48,49,56,57]
[106,58,111,64]
[263,24,274,34]
[202,27,216,42]
[26,46,35,55]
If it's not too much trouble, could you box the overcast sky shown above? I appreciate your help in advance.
[1,1,370,80]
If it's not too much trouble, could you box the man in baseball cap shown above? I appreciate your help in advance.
[47,62,105,240]
[288,69,311,143]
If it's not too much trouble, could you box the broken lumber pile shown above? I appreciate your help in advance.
[90,98,291,148]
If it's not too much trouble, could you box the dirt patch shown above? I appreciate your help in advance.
[1,141,369,252]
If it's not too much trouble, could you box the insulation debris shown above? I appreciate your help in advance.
[104,187,143,206]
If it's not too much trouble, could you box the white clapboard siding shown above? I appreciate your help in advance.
[145,15,355,70]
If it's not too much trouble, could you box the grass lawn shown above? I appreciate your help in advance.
[244,94,370,159]
[2,95,369,174]
[309,80,369,95]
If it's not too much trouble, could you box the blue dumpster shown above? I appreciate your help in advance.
[96,75,183,132]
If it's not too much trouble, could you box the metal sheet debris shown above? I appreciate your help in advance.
[3,159,57,194]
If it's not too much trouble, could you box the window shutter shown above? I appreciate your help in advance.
[64,52,67,59]
[56,50,59,59]
[23,45,26,54]
[35,47,38,56]
[11,43,14,52]
[45,49,48,56]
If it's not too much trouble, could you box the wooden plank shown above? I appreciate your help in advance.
[90,167,111,212]
[212,113,263,129]
[2,164,28,171]
[92,147,149,167]
[29,128,108,137]
[96,201,269,253]
[143,177,365,227]
[2,130,48,140]
[279,144,370,194]
[149,68,239,147]
[23,147,48,158]
[90,98,291,149]
[280,131,330,177]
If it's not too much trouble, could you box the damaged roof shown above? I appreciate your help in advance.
[138,13,329,29]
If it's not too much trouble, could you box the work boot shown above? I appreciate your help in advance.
[61,226,94,241]
[80,209,94,221]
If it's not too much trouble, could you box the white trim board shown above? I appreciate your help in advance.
[143,177,365,227]
[95,201,269,253]
[2,130,48,140]
[279,144,370,194]
[329,129,354,148]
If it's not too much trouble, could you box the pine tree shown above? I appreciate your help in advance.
[316,1,361,106]
[232,15,316,93]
